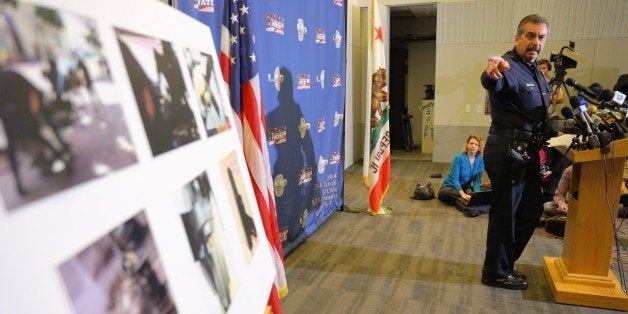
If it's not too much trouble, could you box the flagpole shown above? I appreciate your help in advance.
[361,0,392,216]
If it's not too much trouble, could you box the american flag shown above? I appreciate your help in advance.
[219,0,288,312]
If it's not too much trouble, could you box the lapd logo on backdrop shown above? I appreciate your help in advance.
[273,174,287,197]
[333,0,343,7]
[334,110,343,127]
[298,167,313,185]
[315,29,326,44]
[317,118,325,133]
[265,13,285,35]
[316,70,325,89]
[298,117,310,138]
[332,74,342,87]
[268,126,287,145]
[296,18,307,41]
[193,0,214,12]
[267,66,283,91]
[329,151,341,165]
[297,73,311,90]
[317,155,329,174]
[334,30,342,48]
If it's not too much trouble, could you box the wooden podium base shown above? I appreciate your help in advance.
[543,257,628,311]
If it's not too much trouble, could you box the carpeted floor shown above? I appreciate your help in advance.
[280,158,628,313]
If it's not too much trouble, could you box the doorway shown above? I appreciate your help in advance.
[389,4,436,161]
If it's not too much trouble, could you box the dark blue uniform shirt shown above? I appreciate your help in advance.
[481,48,550,134]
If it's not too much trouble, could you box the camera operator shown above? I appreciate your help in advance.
[480,14,554,290]
[538,59,564,132]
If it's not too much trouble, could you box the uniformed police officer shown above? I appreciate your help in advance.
[480,14,552,290]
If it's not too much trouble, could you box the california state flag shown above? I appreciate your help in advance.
[363,0,391,215]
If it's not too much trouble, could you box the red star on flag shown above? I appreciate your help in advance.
[374,26,383,42]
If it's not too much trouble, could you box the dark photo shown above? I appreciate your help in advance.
[58,211,176,313]
[0,2,137,210]
[180,172,233,311]
[115,29,200,156]
[219,152,258,264]
[182,47,230,137]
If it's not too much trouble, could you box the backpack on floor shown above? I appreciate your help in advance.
[411,182,435,200]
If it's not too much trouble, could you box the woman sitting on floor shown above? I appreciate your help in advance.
[437,134,485,212]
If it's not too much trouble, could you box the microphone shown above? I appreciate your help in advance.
[589,83,603,98]
[569,95,596,134]
[608,90,628,107]
[587,105,604,126]
[566,78,601,99]
[562,118,582,134]
[597,131,612,154]
[560,106,574,119]
[591,106,628,138]
[571,96,612,152]
[587,133,601,149]
[598,89,615,102]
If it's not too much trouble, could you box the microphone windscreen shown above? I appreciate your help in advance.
[565,78,576,86]
[599,89,615,102]
[561,106,574,119]
[588,134,600,149]
[589,82,603,90]
[587,105,599,115]
[590,85,603,97]
[569,95,582,109]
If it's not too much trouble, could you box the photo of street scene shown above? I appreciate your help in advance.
[58,210,176,314]
[180,172,234,312]
[182,47,230,137]
[116,29,200,156]
[0,2,137,210]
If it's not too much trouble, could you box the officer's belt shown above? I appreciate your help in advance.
[489,127,533,142]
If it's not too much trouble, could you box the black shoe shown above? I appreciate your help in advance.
[512,269,527,280]
[481,274,528,290]
[463,209,478,217]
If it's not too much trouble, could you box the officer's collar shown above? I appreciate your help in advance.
[509,48,537,67]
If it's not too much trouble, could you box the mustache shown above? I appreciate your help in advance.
[527,46,540,52]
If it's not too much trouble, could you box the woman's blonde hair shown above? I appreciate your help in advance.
[462,134,483,155]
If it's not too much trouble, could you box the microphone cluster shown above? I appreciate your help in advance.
[561,78,628,154]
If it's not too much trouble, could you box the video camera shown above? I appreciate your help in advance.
[549,41,580,86]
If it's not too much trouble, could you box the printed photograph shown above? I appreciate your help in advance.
[0,1,137,210]
[180,171,234,312]
[115,29,200,156]
[219,152,258,264]
[58,210,176,314]
[182,47,230,137]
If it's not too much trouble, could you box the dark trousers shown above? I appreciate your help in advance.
[437,186,462,205]
[482,134,543,279]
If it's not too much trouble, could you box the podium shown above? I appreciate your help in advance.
[543,138,628,311]
[419,100,434,154]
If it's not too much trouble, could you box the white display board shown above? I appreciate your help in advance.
[0,0,274,313]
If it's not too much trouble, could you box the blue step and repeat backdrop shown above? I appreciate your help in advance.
[178,0,346,255]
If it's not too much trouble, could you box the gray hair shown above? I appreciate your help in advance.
[516,14,549,36]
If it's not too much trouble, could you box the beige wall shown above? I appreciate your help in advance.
[407,40,436,146]
[347,0,628,165]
